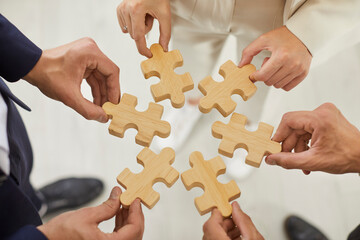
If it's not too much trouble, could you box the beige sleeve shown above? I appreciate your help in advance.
[285,0,360,56]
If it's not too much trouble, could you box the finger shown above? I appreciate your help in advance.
[113,199,144,239]
[265,67,292,87]
[86,75,102,106]
[158,12,171,52]
[281,132,303,153]
[117,5,128,33]
[239,36,268,67]
[261,57,270,67]
[303,170,311,175]
[251,56,282,83]
[271,71,299,89]
[227,227,241,239]
[203,209,228,239]
[144,14,154,34]
[132,12,152,57]
[231,202,262,239]
[92,70,108,106]
[122,207,130,225]
[90,187,121,223]
[223,219,236,232]
[114,208,124,231]
[69,89,108,122]
[123,9,133,38]
[282,73,307,91]
[272,111,314,143]
[294,133,311,153]
[89,48,120,105]
[265,150,314,170]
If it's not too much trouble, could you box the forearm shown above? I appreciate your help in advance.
[0,14,42,82]
[285,0,360,56]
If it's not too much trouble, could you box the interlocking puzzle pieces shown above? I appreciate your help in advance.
[181,151,241,217]
[102,93,171,147]
[212,113,281,168]
[199,60,257,117]
[117,147,179,209]
[141,43,194,108]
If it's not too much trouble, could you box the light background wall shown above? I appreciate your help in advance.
[1,0,360,239]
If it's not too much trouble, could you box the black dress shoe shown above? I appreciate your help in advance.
[285,215,329,240]
[37,177,104,216]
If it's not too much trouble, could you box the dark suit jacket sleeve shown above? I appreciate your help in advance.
[5,225,48,240]
[0,14,42,82]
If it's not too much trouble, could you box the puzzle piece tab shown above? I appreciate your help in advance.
[103,93,171,147]
[181,151,241,217]
[117,147,179,209]
[212,113,281,167]
[199,60,257,117]
[141,44,194,108]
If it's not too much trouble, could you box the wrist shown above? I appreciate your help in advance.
[23,49,55,89]
[37,225,51,239]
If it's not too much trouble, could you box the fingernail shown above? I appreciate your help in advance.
[110,187,121,199]
[100,114,108,123]
[266,157,276,165]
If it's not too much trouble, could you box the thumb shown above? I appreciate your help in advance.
[239,36,267,67]
[71,91,108,123]
[266,151,312,170]
[91,187,122,223]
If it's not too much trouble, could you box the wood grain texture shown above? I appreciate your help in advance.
[117,147,179,209]
[212,113,281,168]
[141,43,194,108]
[199,60,257,117]
[103,93,171,147]
[181,151,241,217]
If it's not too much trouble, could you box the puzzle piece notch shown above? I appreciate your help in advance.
[141,43,194,108]
[199,60,257,117]
[212,113,281,168]
[102,93,171,147]
[181,151,241,217]
[117,147,179,209]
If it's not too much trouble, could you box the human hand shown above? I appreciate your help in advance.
[203,202,264,240]
[239,26,312,91]
[37,187,144,240]
[23,38,120,123]
[266,103,360,174]
[116,0,171,57]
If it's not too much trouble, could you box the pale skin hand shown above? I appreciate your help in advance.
[37,187,144,240]
[23,38,120,123]
[239,26,312,91]
[202,202,264,240]
[117,0,171,57]
[266,103,360,174]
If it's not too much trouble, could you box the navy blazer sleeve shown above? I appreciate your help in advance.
[0,14,42,82]
[5,226,48,240]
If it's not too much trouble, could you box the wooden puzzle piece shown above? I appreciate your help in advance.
[181,151,241,217]
[141,43,194,108]
[117,147,179,209]
[212,113,281,167]
[198,60,257,117]
[103,93,171,147]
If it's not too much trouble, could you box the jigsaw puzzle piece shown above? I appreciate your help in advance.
[141,44,194,108]
[212,113,281,168]
[181,152,241,217]
[246,122,281,167]
[198,60,257,117]
[117,147,179,209]
[103,93,171,147]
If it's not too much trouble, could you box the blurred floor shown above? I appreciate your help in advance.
[1,0,360,239]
